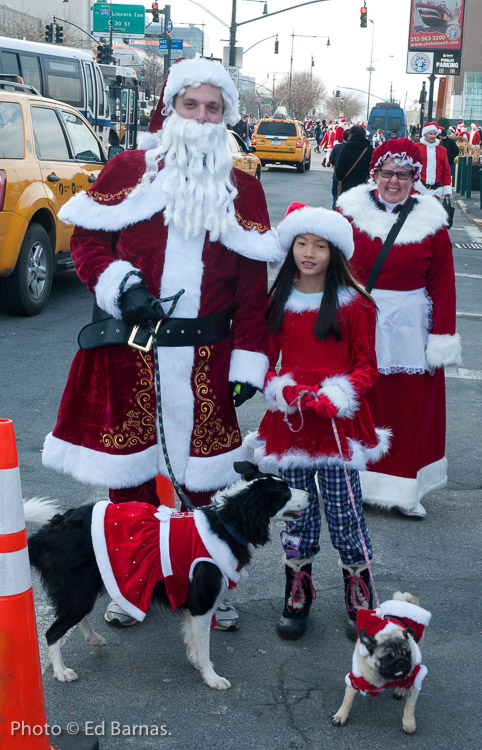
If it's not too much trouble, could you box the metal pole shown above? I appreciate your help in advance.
[427,73,436,122]
[109,0,113,49]
[288,33,294,117]
[466,155,472,199]
[366,20,374,122]
[229,0,237,67]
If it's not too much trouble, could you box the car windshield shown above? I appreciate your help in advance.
[257,121,297,136]
[0,101,24,158]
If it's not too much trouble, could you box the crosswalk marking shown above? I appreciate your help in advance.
[455,273,482,279]
[446,367,482,380]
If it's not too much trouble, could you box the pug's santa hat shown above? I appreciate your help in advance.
[149,57,240,133]
[357,598,431,645]
[276,202,354,260]
[421,121,441,137]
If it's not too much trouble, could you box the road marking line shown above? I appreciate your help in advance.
[446,367,482,380]
[466,226,482,239]
[455,273,482,279]
[456,311,482,319]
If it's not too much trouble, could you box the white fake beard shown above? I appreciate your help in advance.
[149,111,238,241]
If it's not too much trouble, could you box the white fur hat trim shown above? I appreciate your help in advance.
[277,205,354,260]
[163,58,239,125]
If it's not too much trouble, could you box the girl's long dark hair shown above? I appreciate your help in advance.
[267,241,376,341]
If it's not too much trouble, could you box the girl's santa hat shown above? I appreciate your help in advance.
[421,121,441,137]
[357,599,431,645]
[277,202,354,260]
[149,58,239,133]
[369,137,423,180]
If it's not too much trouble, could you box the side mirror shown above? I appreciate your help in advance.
[249,145,257,153]
[108,145,124,159]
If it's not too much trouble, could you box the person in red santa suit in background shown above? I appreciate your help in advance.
[456,121,468,139]
[469,123,481,147]
[43,58,282,629]
[334,118,348,144]
[414,121,452,199]
[338,138,461,519]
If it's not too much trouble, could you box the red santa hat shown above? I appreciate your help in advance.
[457,121,467,131]
[277,202,354,260]
[422,121,441,137]
[471,122,478,129]
[369,137,423,180]
[357,599,431,644]
[149,58,239,133]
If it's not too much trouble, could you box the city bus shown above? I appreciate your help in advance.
[0,36,134,146]
[100,63,139,149]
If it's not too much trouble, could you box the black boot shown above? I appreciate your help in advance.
[276,559,316,640]
[340,561,374,641]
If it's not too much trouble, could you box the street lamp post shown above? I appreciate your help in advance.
[366,20,394,122]
[288,33,330,117]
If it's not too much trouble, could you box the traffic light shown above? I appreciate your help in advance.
[55,25,64,44]
[335,89,341,98]
[360,6,368,27]
[104,44,113,64]
[45,23,53,43]
[96,44,106,64]
[274,37,279,54]
[151,3,160,23]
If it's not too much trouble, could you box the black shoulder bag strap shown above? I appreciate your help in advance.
[365,197,416,294]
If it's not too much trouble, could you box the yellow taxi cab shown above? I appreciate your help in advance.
[228,130,262,179]
[251,112,311,173]
[0,80,111,315]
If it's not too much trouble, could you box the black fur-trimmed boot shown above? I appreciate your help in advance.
[276,557,316,640]
[340,561,374,641]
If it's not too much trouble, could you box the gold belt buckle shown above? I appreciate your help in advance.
[128,320,162,352]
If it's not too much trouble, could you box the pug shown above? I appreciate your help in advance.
[332,592,431,734]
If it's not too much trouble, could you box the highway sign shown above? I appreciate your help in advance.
[158,38,183,52]
[92,3,145,38]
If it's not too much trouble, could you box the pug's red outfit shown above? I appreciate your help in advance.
[346,599,431,696]
[91,502,241,621]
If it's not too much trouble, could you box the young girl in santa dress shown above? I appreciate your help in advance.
[247,202,391,641]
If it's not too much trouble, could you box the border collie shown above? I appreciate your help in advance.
[26,462,309,690]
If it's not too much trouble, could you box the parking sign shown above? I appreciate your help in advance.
[166,20,173,36]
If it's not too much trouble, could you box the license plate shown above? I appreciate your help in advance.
[271,139,281,145]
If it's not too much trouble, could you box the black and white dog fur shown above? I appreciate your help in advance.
[25,462,309,690]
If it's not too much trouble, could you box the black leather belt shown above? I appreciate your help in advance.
[78,308,232,351]
[422,181,442,191]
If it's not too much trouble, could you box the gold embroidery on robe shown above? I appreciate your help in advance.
[235,210,269,234]
[102,351,156,449]
[89,178,142,204]
[192,346,240,456]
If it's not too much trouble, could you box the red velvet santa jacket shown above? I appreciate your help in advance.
[246,287,391,472]
[415,138,452,197]
[338,184,461,374]
[91,502,241,621]
[42,134,283,494]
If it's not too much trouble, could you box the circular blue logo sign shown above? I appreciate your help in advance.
[446,24,461,41]
[411,53,431,73]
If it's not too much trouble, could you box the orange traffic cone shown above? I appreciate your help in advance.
[155,474,176,508]
[0,419,99,750]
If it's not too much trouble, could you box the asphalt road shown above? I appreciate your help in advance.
[1,152,481,749]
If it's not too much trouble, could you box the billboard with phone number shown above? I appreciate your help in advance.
[408,0,466,51]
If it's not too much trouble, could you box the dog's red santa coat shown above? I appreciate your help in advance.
[339,182,461,511]
[91,502,241,621]
[42,137,283,494]
[346,599,431,697]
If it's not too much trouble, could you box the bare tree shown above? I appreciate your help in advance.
[0,14,78,47]
[141,49,165,103]
[273,71,327,120]
[324,92,364,122]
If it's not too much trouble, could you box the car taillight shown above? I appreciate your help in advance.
[251,136,257,146]
[0,171,6,211]
[295,138,303,147]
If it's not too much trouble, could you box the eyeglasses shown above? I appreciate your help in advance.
[378,169,413,181]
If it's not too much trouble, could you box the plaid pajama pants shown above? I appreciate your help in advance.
[278,465,372,565]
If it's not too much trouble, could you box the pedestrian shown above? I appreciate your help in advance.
[410,130,421,143]
[389,130,398,139]
[415,121,452,199]
[438,128,459,181]
[234,113,249,144]
[43,57,282,630]
[329,129,349,209]
[335,124,373,197]
[314,120,322,152]
[372,128,385,148]
[468,122,480,148]
[247,203,391,640]
[338,138,461,518]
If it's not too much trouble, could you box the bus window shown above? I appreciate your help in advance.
[60,110,104,163]
[19,55,41,92]
[121,89,127,124]
[0,51,20,77]
[84,62,94,115]
[94,67,106,118]
[31,106,70,161]
[44,58,82,107]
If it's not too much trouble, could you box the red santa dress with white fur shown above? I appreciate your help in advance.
[246,287,391,471]
[338,183,460,511]
[91,503,240,621]
[347,599,431,696]
[415,138,452,197]
[41,136,282,494]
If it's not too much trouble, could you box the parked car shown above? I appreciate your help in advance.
[251,116,311,172]
[0,80,116,315]
[228,130,261,179]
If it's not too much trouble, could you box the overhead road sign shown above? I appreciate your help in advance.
[159,38,183,53]
[92,3,146,39]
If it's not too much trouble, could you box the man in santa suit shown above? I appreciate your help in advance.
[334,118,348,143]
[469,123,481,147]
[414,121,452,199]
[456,121,468,139]
[43,58,282,628]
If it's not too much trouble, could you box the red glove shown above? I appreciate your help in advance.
[282,384,315,410]
[305,393,338,419]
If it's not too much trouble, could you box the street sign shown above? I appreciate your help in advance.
[92,3,145,39]
[406,51,434,74]
[166,20,173,36]
[434,50,461,76]
[224,65,239,88]
[158,38,183,53]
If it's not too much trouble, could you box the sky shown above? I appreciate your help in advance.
[136,0,433,115]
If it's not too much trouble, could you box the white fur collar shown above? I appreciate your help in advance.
[420,136,439,147]
[285,286,357,313]
[337,184,447,243]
